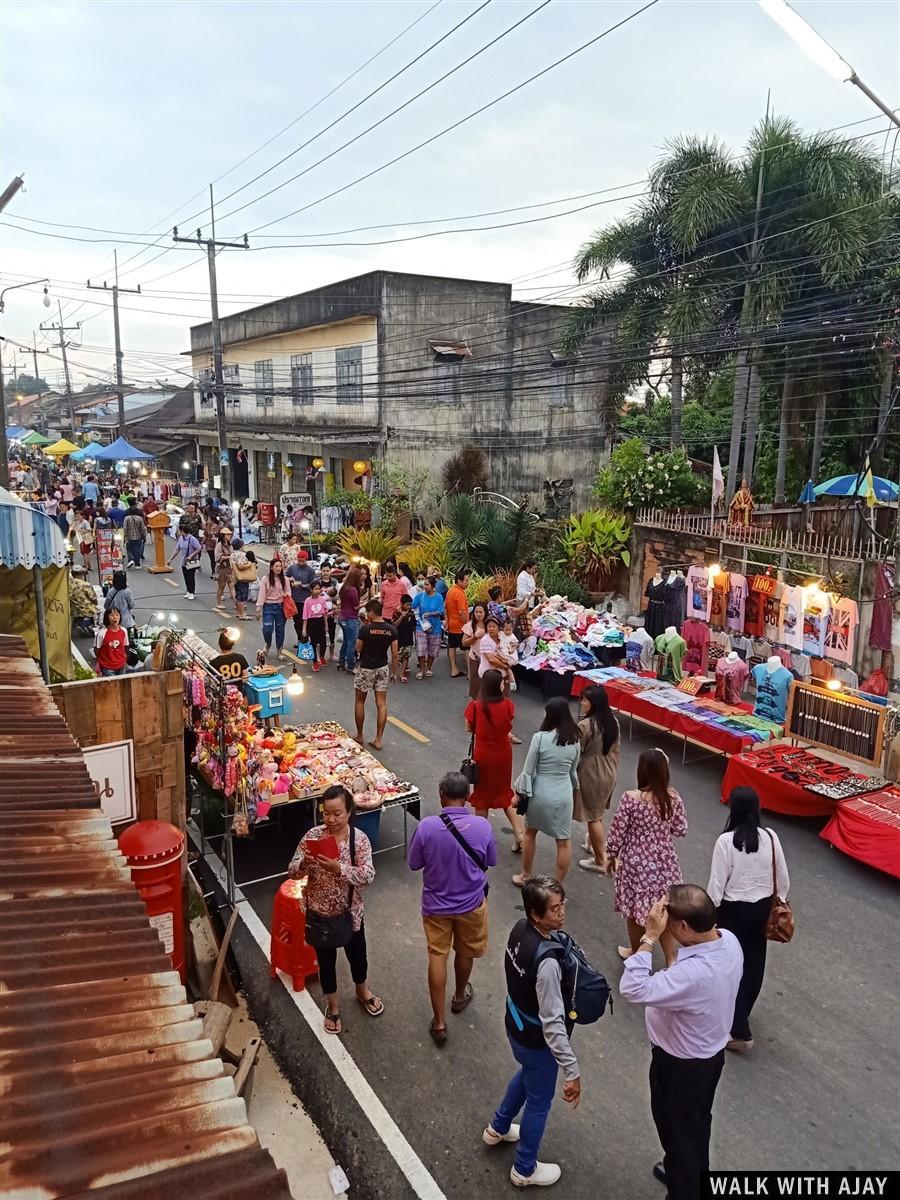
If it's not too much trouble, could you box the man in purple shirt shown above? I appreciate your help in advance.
[408,771,497,1046]
[619,884,743,1200]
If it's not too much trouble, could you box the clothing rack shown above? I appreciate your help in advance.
[785,681,886,767]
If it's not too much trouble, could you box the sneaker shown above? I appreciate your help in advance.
[185,592,195,600]
[312,662,320,673]
[726,1037,754,1052]
[126,561,135,568]
[483,1124,520,1146]
[510,1162,561,1188]
[578,858,605,873]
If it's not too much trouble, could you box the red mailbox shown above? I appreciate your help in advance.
[118,820,186,981]
[257,502,276,527]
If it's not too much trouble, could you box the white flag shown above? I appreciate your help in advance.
[712,447,724,504]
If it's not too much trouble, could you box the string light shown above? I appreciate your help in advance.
[826,678,843,691]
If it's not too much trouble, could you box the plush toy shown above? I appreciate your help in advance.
[273,771,292,795]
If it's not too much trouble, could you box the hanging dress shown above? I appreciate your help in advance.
[644,577,667,638]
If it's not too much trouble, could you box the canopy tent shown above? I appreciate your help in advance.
[814,473,898,504]
[0,486,71,682]
[21,430,52,447]
[92,435,155,462]
[5,426,31,441]
[69,441,106,461]
[44,438,80,456]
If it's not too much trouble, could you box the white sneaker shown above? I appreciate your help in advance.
[510,1162,561,1188]
[483,1124,520,1146]
[185,593,195,600]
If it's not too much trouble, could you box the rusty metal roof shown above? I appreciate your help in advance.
[0,635,293,1199]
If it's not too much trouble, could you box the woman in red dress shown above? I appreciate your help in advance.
[464,668,524,852]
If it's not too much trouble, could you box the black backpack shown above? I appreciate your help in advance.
[537,930,611,1025]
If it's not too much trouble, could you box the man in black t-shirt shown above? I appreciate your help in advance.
[354,599,398,750]
[210,631,249,684]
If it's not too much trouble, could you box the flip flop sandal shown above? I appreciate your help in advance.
[425,671,434,677]
[451,982,474,1014]
[324,1009,342,1035]
[429,1019,448,1046]
[358,994,385,1018]
[512,874,526,888]
[512,836,523,854]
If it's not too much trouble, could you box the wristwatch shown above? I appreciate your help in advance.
[639,936,656,950]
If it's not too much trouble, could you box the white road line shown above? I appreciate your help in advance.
[190,830,447,1200]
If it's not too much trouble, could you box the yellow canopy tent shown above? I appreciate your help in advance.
[44,437,80,456]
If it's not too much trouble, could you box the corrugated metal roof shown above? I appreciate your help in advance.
[0,634,293,1200]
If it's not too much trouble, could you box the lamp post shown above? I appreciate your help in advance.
[0,280,51,488]
[759,0,900,130]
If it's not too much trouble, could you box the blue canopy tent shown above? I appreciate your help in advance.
[92,436,155,462]
[0,486,71,681]
[5,425,30,441]
[70,441,106,461]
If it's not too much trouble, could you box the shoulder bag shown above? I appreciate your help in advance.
[440,812,489,897]
[282,592,299,619]
[764,830,794,943]
[460,723,479,786]
[304,826,357,950]
[234,557,257,583]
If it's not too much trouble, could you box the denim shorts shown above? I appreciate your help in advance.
[234,581,250,602]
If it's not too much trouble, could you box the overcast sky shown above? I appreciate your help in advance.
[2,0,898,390]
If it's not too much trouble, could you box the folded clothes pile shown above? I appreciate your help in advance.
[517,599,626,673]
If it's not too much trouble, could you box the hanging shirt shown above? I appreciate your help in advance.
[745,575,776,638]
[725,573,748,633]
[824,597,858,666]
[709,571,729,628]
[655,631,686,681]
[751,663,793,724]
[801,590,831,658]
[790,653,811,680]
[869,564,894,651]
[715,657,749,705]
[681,619,710,676]
[779,586,804,652]
[685,566,711,622]
[625,627,655,672]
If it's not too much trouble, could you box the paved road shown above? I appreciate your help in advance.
[127,563,900,1196]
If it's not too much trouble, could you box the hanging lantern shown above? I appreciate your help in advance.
[284,460,293,474]
[353,460,368,474]
[312,457,324,469]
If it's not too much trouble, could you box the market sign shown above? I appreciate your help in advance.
[279,492,313,513]
[83,739,136,825]
[96,528,123,576]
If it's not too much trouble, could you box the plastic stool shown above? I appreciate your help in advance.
[270,879,318,990]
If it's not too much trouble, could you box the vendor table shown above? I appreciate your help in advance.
[721,749,836,817]
[820,788,900,879]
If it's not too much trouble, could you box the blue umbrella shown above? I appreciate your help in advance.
[814,474,898,502]
[798,479,816,505]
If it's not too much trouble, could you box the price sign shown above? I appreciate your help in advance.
[96,528,123,578]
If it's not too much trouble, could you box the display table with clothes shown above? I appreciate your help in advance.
[515,597,625,697]
[720,743,893,818]
[570,667,782,759]
[820,787,900,879]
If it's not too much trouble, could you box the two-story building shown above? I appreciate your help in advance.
[174,269,612,509]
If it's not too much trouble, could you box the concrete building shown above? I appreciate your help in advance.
[174,270,612,508]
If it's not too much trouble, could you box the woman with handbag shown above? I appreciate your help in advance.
[256,557,290,659]
[511,697,582,888]
[707,786,791,1053]
[168,530,202,598]
[230,538,256,620]
[576,685,621,874]
[464,668,524,852]
[287,785,384,1035]
[214,528,236,607]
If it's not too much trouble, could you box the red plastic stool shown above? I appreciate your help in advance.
[270,879,318,990]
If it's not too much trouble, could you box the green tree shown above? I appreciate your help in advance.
[9,373,48,396]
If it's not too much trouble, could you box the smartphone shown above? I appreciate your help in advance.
[306,835,339,860]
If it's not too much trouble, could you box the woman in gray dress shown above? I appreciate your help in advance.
[512,698,581,887]
[575,685,621,874]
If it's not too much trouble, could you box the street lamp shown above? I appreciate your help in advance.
[759,0,900,130]
[0,278,51,489]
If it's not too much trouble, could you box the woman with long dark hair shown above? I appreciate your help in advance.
[464,668,523,850]
[512,697,581,887]
[607,747,687,965]
[708,787,790,1052]
[337,565,362,672]
[575,685,621,873]
[462,602,488,700]
[256,557,290,659]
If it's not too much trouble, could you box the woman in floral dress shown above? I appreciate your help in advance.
[606,747,687,967]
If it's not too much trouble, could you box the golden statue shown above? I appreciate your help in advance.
[728,478,755,527]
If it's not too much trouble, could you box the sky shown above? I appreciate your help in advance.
[1,0,898,391]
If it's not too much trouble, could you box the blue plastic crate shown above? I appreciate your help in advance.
[245,673,293,719]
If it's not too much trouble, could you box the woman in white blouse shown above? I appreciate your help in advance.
[707,787,790,1053]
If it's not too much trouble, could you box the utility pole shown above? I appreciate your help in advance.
[40,303,80,436]
[173,185,249,501]
[87,250,142,439]
[31,334,45,431]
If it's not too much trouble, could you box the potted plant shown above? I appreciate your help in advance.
[556,510,631,593]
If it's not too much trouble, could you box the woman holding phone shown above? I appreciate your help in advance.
[287,785,384,1034]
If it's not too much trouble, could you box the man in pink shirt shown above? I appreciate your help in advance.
[378,561,408,622]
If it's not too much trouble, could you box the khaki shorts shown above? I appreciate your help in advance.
[423,900,488,959]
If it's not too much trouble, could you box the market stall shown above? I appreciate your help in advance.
[820,788,900,879]
[515,597,625,698]
[721,744,894,818]
[571,666,783,761]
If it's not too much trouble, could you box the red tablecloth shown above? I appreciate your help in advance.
[599,681,754,757]
[820,790,900,879]
[721,754,836,817]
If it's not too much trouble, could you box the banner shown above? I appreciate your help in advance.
[83,739,136,825]
[279,491,313,513]
[95,528,123,577]
[0,565,72,679]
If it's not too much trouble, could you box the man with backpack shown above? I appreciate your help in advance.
[485,876,609,1189]
[408,771,497,1047]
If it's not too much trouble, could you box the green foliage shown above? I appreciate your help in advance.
[535,552,592,607]
[594,440,702,511]
[445,495,536,574]
[336,527,401,565]
[556,510,631,590]
[402,524,453,576]
[9,373,48,396]
[324,486,372,514]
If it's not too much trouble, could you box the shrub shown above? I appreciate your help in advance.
[594,438,701,511]
[336,527,401,565]
[401,524,453,577]
[442,446,489,495]
[535,553,592,606]
[557,509,631,590]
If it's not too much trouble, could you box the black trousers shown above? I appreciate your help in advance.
[716,896,770,1040]
[182,565,197,593]
[327,614,336,648]
[306,617,327,661]
[316,922,368,995]
[650,1045,724,1200]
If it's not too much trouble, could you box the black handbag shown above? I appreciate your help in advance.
[460,732,479,786]
[304,826,356,950]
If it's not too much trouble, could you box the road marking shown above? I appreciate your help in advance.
[189,831,447,1200]
[387,715,430,744]
[164,578,178,589]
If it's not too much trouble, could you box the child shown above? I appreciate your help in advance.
[302,580,329,671]
[245,551,260,604]
[499,617,520,692]
[393,593,416,684]
[94,608,128,677]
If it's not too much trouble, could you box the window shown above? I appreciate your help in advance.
[428,339,469,402]
[224,363,241,406]
[291,353,313,406]
[254,359,274,408]
[549,350,577,409]
[336,345,363,405]
[198,367,213,408]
